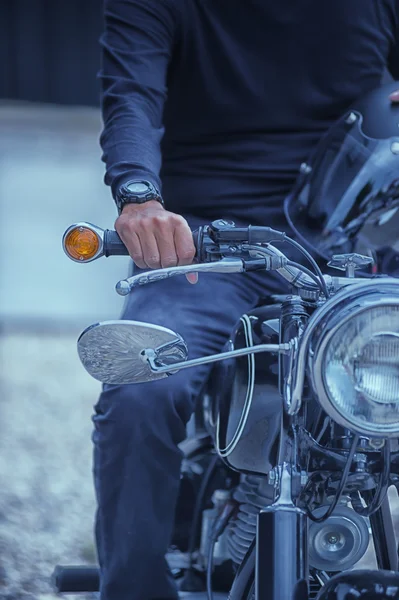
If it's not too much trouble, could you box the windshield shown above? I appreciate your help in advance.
[288,112,399,257]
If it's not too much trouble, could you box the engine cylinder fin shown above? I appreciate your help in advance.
[227,475,275,564]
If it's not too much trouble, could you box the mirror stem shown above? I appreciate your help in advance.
[145,342,291,374]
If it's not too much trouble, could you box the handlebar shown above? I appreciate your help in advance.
[102,227,203,259]
[103,229,129,256]
[62,220,374,298]
[62,219,287,262]
[115,246,366,297]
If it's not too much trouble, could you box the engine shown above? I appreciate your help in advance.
[224,475,370,576]
[226,474,274,564]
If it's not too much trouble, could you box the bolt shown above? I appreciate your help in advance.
[328,534,339,545]
[346,262,356,278]
[229,246,237,253]
[345,112,357,124]
[299,162,312,175]
[354,453,367,461]
[354,453,367,473]
[79,226,84,232]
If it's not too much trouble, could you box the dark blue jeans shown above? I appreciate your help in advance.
[92,216,286,600]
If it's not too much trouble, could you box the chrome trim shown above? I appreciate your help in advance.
[62,222,105,263]
[216,314,255,457]
[274,463,296,508]
[245,243,320,292]
[288,278,399,416]
[268,463,306,512]
[283,336,299,413]
[77,319,185,384]
[244,244,367,294]
[146,341,290,375]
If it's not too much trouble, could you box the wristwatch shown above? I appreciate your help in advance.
[115,180,164,213]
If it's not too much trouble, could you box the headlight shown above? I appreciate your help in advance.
[309,280,399,437]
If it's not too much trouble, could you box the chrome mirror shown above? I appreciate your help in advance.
[77,320,188,384]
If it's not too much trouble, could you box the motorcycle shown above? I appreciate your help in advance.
[54,219,399,600]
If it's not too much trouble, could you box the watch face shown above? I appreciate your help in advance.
[127,182,149,194]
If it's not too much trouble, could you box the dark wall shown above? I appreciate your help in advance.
[0,0,103,106]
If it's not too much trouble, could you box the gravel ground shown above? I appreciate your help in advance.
[1,330,398,600]
[0,331,100,600]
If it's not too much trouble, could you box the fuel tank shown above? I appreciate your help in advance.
[202,300,282,475]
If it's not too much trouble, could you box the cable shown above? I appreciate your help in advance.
[242,243,329,297]
[315,415,331,444]
[206,501,237,600]
[187,454,220,568]
[278,236,331,298]
[206,537,216,600]
[350,440,391,517]
[305,434,359,523]
[286,260,325,294]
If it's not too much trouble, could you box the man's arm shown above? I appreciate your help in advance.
[99,0,196,277]
[99,0,175,198]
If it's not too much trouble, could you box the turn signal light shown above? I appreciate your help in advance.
[64,226,100,262]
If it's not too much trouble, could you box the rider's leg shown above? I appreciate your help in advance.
[92,264,281,600]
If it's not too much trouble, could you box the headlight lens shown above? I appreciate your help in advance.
[354,332,399,404]
[323,305,399,436]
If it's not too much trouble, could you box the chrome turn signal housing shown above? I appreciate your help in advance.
[62,223,104,263]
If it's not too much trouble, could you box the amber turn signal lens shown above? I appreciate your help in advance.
[64,226,100,261]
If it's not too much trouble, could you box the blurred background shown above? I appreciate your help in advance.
[0,3,398,600]
[0,1,129,598]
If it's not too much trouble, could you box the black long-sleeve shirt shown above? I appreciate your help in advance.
[99,0,399,222]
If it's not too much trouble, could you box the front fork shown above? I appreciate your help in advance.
[255,296,310,599]
[256,463,308,600]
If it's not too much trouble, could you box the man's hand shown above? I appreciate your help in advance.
[115,201,198,283]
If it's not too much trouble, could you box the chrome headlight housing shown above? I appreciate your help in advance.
[308,279,399,438]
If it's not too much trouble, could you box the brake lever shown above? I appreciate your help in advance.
[115,251,291,295]
[115,258,246,295]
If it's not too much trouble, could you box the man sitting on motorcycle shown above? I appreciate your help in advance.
[93,1,399,598]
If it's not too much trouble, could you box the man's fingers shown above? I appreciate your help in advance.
[154,224,179,268]
[389,90,399,103]
[174,220,198,283]
[185,272,199,284]
[139,231,161,268]
[118,229,147,269]
[174,221,196,266]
